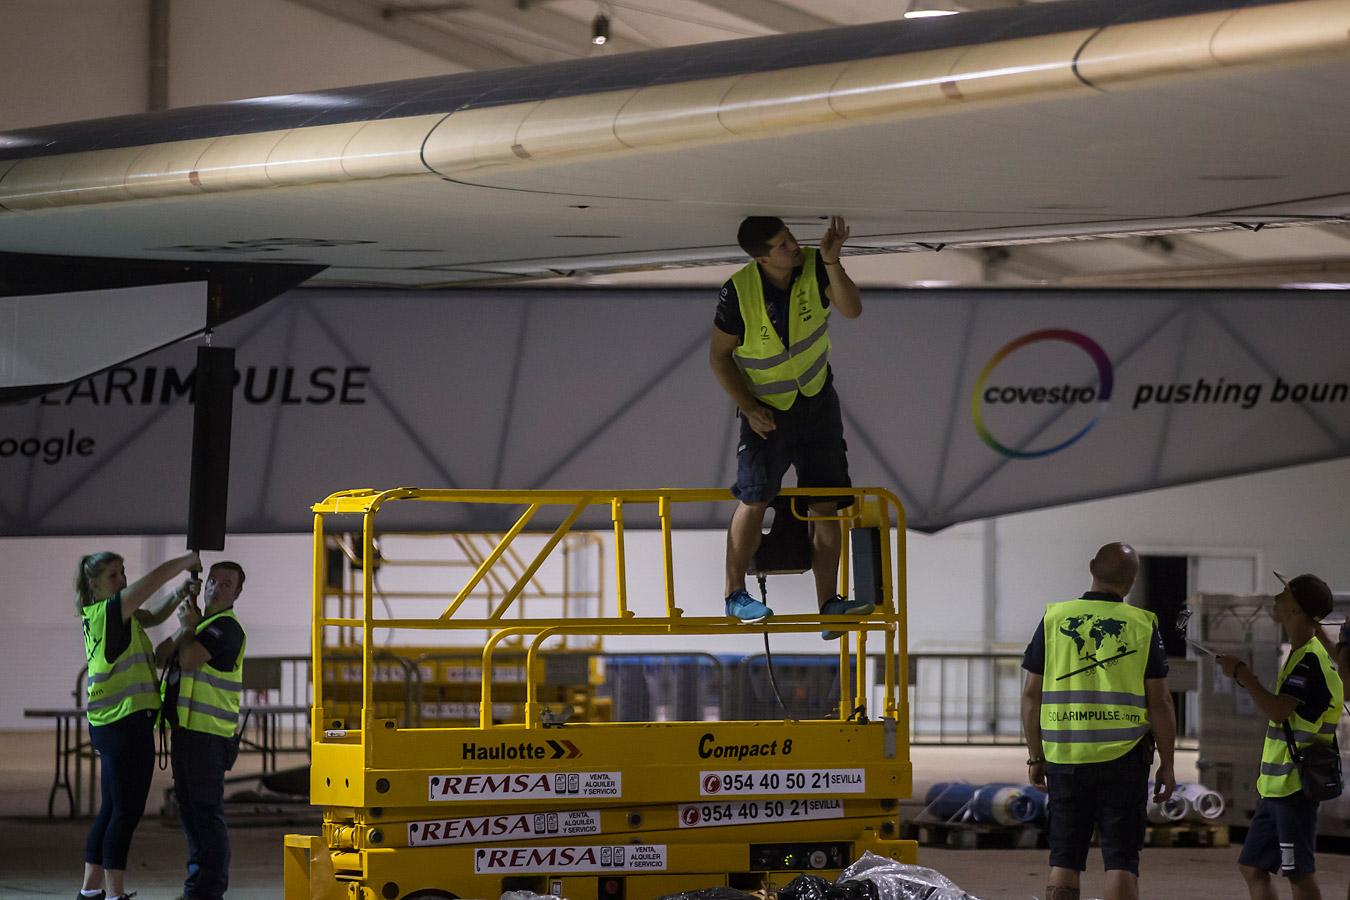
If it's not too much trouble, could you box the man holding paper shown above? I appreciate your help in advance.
[1217,572,1342,900]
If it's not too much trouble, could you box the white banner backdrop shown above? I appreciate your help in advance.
[1,288,1346,535]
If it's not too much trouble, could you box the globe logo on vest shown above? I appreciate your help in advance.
[970,329,1114,459]
[1057,613,1135,680]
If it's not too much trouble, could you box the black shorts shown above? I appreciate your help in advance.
[1046,743,1151,875]
[732,381,850,508]
[1238,791,1319,878]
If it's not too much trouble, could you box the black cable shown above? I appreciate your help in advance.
[155,573,197,771]
[156,569,202,770]
[156,657,176,771]
[758,574,791,719]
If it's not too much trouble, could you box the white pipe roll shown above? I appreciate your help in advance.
[1146,784,1188,824]
[1174,782,1226,820]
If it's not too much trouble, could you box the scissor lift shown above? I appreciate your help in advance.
[284,487,916,900]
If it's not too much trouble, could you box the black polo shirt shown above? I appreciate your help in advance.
[1279,642,1333,724]
[1024,591,1168,773]
[97,594,133,664]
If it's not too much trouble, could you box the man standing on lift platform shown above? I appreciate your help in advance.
[709,215,867,638]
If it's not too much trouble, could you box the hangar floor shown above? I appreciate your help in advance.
[2,734,1347,899]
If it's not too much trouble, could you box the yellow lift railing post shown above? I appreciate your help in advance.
[885,491,906,721]
[311,512,325,736]
[361,507,377,754]
[611,497,628,618]
[659,494,677,617]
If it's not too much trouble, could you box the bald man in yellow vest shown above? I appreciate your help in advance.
[1021,542,1177,900]
[709,215,864,634]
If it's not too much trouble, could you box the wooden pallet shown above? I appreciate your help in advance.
[1145,822,1230,848]
[902,820,1045,850]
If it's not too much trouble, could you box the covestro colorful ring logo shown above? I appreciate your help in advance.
[971,329,1113,459]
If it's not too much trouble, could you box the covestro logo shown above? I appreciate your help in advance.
[971,329,1113,459]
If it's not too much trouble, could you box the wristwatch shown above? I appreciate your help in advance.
[1027,757,1045,765]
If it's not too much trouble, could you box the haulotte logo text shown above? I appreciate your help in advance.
[971,329,1349,460]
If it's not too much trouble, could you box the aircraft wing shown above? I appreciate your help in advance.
[1,0,1348,523]
[1,0,1347,295]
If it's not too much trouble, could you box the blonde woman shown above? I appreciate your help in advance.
[76,550,200,900]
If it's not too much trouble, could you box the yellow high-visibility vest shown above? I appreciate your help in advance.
[82,598,160,726]
[730,248,830,411]
[172,609,246,738]
[1257,637,1343,798]
[1040,598,1157,764]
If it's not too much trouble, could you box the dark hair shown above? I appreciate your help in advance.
[75,552,122,614]
[737,216,786,257]
[210,560,246,593]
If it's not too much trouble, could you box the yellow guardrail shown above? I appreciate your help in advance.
[324,527,604,649]
[309,487,908,737]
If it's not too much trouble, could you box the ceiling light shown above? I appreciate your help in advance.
[592,13,609,45]
[904,1,960,18]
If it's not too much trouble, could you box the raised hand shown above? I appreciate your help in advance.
[819,215,850,264]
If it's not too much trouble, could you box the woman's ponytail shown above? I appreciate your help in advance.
[75,552,122,614]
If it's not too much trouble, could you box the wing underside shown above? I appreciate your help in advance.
[0,0,1345,287]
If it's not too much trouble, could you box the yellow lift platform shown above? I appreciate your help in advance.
[285,487,916,900]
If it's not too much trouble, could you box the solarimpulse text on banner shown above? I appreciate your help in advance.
[17,365,371,406]
[2,365,371,466]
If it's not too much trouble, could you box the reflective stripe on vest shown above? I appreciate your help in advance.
[730,248,830,412]
[1041,690,1148,707]
[82,598,160,726]
[1264,722,1338,743]
[1041,724,1151,744]
[1256,637,1343,798]
[175,609,246,738]
[1040,598,1157,765]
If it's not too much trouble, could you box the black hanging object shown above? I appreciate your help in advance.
[186,345,235,551]
[748,495,812,576]
[850,526,884,609]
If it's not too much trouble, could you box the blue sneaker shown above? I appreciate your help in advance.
[820,595,875,639]
[725,589,772,623]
